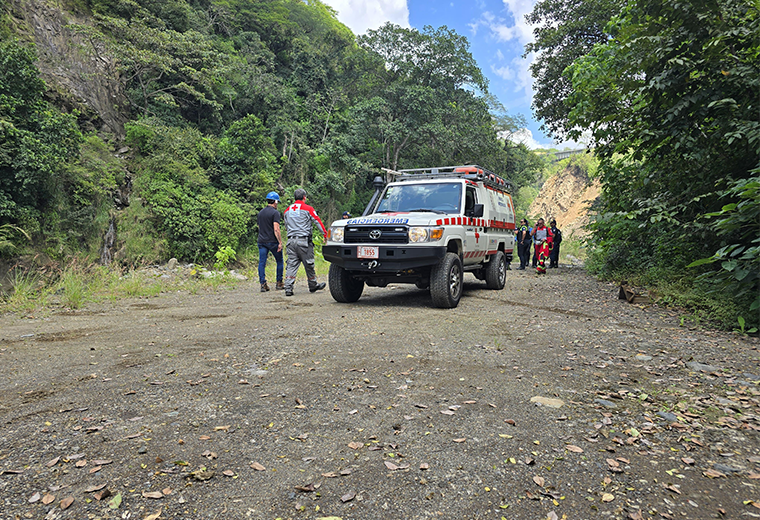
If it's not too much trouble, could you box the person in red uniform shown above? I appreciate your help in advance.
[530,218,554,274]
[282,189,327,296]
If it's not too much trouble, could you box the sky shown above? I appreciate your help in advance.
[320,0,578,150]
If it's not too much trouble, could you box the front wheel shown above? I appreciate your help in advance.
[485,251,506,290]
[328,264,364,303]
[430,253,463,308]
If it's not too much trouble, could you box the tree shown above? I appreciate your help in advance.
[524,0,622,140]
[565,0,760,325]
[0,40,81,225]
[351,23,495,170]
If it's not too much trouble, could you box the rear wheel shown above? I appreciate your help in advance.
[430,253,463,308]
[328,264,364,303]
[485,251,506,290]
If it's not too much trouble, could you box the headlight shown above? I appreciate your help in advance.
[328,226,344,243]
[408,227,443,243]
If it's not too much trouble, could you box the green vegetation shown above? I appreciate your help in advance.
[527,0,760,330]
[0,1,538,268]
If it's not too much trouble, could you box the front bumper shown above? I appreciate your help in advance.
[322,244,446,272]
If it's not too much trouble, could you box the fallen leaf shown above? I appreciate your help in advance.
[94,489,111,501]
[601,493,614,502]
[340,469,352,476]
[566,445,584,453]
[60,496,74,510]
[348,442,362,450]
[75,460,87,468]
[144,509,162,520]
[42,494,55,505]
[162,487,172,495]
[199,435,211,440]
[84,483,108,493]
[202,450,218,460]
[533,475,545,487]
[45,456,60,467]
[384,461,399,471]
[664,484,681,495]
[340,491,356,503]
[89,465,102,474]
[453,438,466,443]
[505,419,516,426]
[108,492,122,509]
[142,491,163,499]
[28,492,41,503]
[748,472,760,479]
[213,425,230,431]
[440,410,455,415]
[250,462,266,471]
[420,463,429,470]
[190,468,215,481]
[681,457,696,465]
[222,470,235,477]
[294,483,315,492]
[606,458,619,468]
[704,469,726,478]
[92,459,112,465]
[321,472,338,478]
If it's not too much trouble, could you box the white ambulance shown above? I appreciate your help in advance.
[323,165,516,308]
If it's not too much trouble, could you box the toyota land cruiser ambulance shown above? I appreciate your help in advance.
[322,165,516,308]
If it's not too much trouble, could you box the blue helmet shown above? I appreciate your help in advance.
[266,191,280,202]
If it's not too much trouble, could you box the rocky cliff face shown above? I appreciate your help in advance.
[528,163,600,239]
[8,0,128,138]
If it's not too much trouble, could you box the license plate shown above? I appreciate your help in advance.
[357,246,379,259]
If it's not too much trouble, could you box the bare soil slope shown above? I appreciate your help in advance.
[529,164,601,240]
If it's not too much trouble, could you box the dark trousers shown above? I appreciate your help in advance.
[517,242,530,268]
[549,244,560,267]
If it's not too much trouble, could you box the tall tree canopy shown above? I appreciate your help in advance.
[527,0,760,324]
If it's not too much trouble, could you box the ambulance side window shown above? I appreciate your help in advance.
[464,187,477,216]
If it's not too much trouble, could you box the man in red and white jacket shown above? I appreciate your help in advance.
[282,189,328,296]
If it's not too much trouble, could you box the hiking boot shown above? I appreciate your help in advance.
[309,282,326,293]
[260,283,270,292]
[275,281,285,290]
[285,289,294,296]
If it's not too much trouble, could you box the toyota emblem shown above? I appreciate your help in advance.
[369,229,382,240]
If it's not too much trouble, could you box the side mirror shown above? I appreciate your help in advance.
[473,204,484,218]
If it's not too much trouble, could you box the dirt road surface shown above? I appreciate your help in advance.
[1,266,759,520]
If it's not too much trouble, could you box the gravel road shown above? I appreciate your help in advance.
[1,266,758,520]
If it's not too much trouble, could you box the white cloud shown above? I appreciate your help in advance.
[491,64,515,81]
[509,128,586,150]
[320,0,410,35]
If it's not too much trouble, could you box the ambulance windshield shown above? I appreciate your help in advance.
[375,183,462,215]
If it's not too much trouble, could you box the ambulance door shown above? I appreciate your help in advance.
[463,185,487,265]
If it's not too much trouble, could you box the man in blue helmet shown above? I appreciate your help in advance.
[257,191,284,292]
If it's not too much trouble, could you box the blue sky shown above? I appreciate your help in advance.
[320,0,575,149]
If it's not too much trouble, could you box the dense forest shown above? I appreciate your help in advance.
[1,0,758,330]
[527,0,759,329]
[0,0,542,266]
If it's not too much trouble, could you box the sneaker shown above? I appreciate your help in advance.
[309,282,326,293]
[260,283,270,292]
[275,281,285,290]
[285,289,294,297]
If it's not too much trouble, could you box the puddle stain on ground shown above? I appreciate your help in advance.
[34,328,102,343]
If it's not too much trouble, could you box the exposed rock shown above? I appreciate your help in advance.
[686,361,720,373]
[528,162,600,240]
[8,0,129,138]
[530,396,564,408]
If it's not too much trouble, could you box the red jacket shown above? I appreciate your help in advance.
[283,201,327,238]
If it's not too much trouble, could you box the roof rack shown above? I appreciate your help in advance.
[383,165,514,193]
